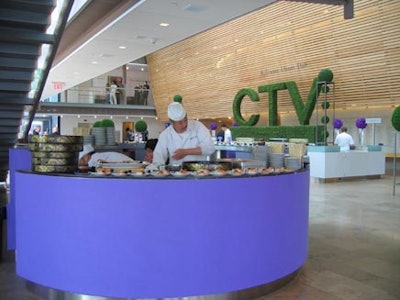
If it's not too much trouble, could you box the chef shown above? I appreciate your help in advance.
[79,144,134,168]
[152,102,215,166]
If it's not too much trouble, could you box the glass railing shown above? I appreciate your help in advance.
[41,86,154,106]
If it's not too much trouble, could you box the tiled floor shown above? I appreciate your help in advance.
[1,175,399,300]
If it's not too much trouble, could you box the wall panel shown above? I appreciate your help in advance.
[147,0,400,124]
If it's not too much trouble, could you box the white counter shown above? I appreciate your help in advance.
[308,150,385,180]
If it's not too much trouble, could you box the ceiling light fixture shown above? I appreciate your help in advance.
[119,46,127,49]
[160,22,169,27]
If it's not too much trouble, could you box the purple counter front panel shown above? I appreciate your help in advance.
[8,148,31,250]
[15,171,309,298]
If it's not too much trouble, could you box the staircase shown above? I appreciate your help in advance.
[0,0,73,183]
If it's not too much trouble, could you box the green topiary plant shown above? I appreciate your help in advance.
[93,121,103,128]
[318,69,334,82]
[391,106,400,131]
[321,85,330,93]
[231,125,326,144]
[232,88,260,126]
[258,82,286,126]
[135,120,148,132]
[321,116,330,124]
[321,101,330,109]
[173,94,183,103]
[101,119,115,127]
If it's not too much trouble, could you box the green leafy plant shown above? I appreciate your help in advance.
[135,120,148,132]
[318,69,334,82]
[321,101,330,109]
[101,119,115,127]
[173,94,183,103]
[93,121,103,128]
[321,116,330,124]
[321,85,330,93]
[391,106,400,131]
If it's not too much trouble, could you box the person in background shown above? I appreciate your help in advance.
[33,125,41,135]
[105,82,110,104]
[152,102,215,165]
[109,80,118,105]
[133,130,143,143]
[125,127,133,141]
[79,144,134,168]
[221,124,232,144]
[334,126,354,151]
[143,139,158,163]
[216,128,224,143]
[52,126,60,135]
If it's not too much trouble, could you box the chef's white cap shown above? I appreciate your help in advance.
[79,144,95,160]
[168,102,186,121]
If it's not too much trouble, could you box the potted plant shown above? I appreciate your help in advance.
[102,119,115,146]
[92,121,106,146]
[135,120,148,142]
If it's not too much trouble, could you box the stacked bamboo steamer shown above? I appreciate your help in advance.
[28,135,83,173]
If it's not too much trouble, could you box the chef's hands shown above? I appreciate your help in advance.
[172,148,188,160]
[172,147,202,160]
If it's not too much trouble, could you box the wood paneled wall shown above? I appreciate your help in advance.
[147,0,400,124]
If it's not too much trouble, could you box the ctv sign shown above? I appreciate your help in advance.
[232,69,334,126]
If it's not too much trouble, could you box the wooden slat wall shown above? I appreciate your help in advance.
[147,0,400,123]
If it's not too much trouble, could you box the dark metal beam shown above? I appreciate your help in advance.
[282,0,354,19]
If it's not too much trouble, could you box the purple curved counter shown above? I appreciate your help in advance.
[14,169,309,299]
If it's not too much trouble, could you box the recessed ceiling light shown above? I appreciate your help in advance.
[160,22,169,27]
[119,46,127,49]
[91,61,98,64]
[99,53,114,58]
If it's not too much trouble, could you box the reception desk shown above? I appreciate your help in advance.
[14,169,310,299]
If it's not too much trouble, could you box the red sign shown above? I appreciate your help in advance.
[53,82,65,90]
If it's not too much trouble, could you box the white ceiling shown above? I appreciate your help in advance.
[42,0,277,100]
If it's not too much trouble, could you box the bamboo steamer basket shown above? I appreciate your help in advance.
[28,135,83,173]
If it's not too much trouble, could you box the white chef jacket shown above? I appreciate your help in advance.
[334,132,354,151]
[224,128,232,143]
[88,152,134,167]
[153,120,216,165]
